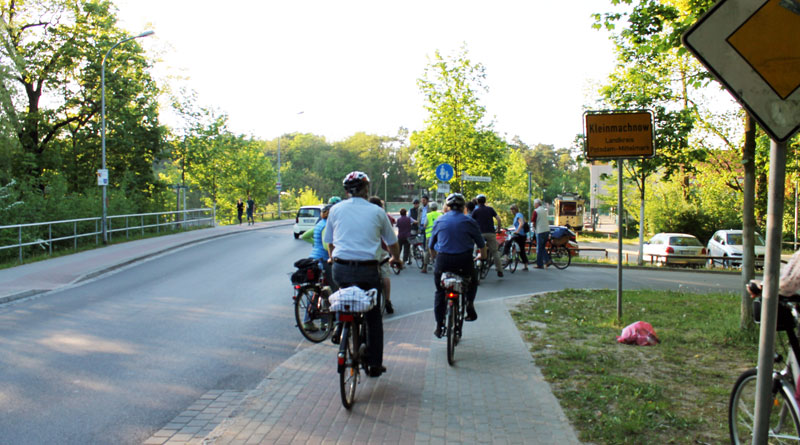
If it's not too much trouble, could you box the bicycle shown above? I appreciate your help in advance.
[331,287,379,409]
[547,237,572,270]
[441,272,469,366]
[729,283,800,443]
[291,260,334,343]
[411,234,426,269]
[503,232,522,273]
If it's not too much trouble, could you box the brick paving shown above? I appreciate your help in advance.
[146,298,581,445]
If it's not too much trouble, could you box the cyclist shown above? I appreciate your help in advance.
[324,171,402,378]
[428,193,486,338]
[368,196,396,314]
[421,201,442,274]
[471,194,503,277]
[299,203,334,332]
[502,204,530,271]
[532,199,552,269]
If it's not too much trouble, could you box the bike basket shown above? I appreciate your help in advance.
[329,286,377,312]
[752,298,797,331]
[441,272,465,293]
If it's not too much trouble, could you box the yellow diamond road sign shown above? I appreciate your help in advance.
[683,0,800,142]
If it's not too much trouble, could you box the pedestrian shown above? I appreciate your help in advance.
[246,195,255,225]
[502,203,530,271]
[533,199,553,269]
[422,201,442,273]
[324,171,402,377]
[236,199,244,225]
[396,208,413,265]
[471,194,504,277]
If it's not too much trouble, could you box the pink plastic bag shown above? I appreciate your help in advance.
[616,321,660,346]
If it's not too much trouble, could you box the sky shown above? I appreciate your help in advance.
[113,0,619,149]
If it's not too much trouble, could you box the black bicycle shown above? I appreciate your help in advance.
[547,239,572,270]
[411,235,426,269]
[291,260,334,343]
[441,271,469,366]
[334,287,379,409]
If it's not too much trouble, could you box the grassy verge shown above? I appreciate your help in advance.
[511,289,763,444]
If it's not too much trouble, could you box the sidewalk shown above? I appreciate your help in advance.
[147,300,581,445]
[0,221,582,444]
[0,220,292,304]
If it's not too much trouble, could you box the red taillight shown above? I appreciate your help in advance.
[666,247,674,254]
[339,314,354,322]
[338,356,345,366]
[701,248,707,255]
[447,292,458,299]
[294,285,301,290]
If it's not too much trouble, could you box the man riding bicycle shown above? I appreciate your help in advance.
[471,194,503,277]
[428,193,486,338]
[324,171,402,377]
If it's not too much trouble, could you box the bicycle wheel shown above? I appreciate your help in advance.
[339,323,359,409]
[479,257,491,280]
[508,242,518,273]
[294,287,333,343]
[446,301,456,366]
[729,368,800,444]
[455,294,466,344]
[414,245,424,269]
[549,245,571,270]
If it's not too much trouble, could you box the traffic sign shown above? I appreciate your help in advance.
[435,163,454,182]
[437,183,450,193]
[96,169,108,186]
[276,182,282,191]
[462,174,492,182]
[682,0,800,142]
[584,111,654,160]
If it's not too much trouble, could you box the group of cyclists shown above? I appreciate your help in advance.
[298,170,555,379]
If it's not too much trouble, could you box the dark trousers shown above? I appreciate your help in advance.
[536,232,551,267]
[332,262,383,368]
[433,252,478,327]
[398,237,411,263]
[503,233,529,264]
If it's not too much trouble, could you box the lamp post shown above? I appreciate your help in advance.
[101,30,154,243]
[382,171,389,204]
[276,111,303,220]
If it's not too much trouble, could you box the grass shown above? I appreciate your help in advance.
[510,289,764,445]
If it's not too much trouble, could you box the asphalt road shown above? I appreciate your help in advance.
[0,225,745,444]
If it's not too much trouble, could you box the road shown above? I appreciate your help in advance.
[0,225,745,444]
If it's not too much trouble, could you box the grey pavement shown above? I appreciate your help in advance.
[1,221,582,444]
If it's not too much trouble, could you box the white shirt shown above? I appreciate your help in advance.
[323,197,398,261]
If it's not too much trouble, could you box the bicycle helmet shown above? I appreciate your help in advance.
[476,194,487,205]
[328,196,342,204]
[445,193,466,210]
[342,171,370,193]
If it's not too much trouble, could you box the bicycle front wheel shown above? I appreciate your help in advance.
[339,324,359,409]
[729,368,800,444]
[294,287,333,343]
[414,245,424,269]
[446,302,456,366]
[508,243,518,273]
[549,245,571,270]
[479,258,490,280]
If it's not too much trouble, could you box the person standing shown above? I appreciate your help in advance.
[396,208,413,265]
[236,199,244,225]
[471,194,503,277]
[409,199,421,235]
[533,198,553,269]
[246,195,255,226]
[324,171,401,377]
[503,204,530,271]
[428,193,486,337]
[422,201,442,274]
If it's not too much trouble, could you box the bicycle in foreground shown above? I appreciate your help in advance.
[291,259,334,343]
[330,286,380,409]
[729,282,800,443]
[441,271,470,366]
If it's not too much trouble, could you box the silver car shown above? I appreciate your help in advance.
[706,229,766,268]
[643,233,707,267]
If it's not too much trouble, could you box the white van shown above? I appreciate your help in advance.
[292,205,325,239]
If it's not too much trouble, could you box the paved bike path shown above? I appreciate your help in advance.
[146,299,581,445]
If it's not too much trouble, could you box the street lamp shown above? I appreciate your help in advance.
[382,171,388,204]
[101,30,154,243]
[276,111,304,220]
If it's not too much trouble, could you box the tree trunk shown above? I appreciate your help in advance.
[741,113,757,329]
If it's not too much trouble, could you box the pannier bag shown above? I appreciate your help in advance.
[329,286,377,313]
[291,258,321,284]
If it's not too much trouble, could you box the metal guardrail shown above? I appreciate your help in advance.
[0,208,214,264]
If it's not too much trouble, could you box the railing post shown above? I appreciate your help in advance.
[126,216,129,239]
[95,220,98,245]
[49,224,52,255]
[156,215,159,233]
[18,225,22,264]
[141,215,144,236]
[74,221,78,251]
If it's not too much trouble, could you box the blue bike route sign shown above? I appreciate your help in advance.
[435,163,454,182]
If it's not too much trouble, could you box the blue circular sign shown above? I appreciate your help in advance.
[435,163,454,182]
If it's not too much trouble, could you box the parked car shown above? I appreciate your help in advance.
[292,205,324,239]
[706,229,766,268]
[643,233,707,267]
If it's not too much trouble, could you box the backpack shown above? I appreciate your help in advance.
[522,222,530,233]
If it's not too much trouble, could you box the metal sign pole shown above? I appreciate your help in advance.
[753,139,787,444]
[617,160,624,321]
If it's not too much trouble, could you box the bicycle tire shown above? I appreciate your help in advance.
[479,257,491,280]
[549,245,571,270]
[339,323,359,409]
[414,245,424,269]
[446,301,456,366]
[473,260,481,285]
[729,368,800,444]
[294,287,333,343]
[456,294,466,344]
[508,243,518,273]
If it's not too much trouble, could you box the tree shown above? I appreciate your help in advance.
[411,46,507,195]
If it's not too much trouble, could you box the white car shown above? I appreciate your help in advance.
[643,233,707,267]
[292,205,324,239]
[706,229,766,268]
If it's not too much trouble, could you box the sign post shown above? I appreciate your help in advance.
[683,1,800,442]
[584,110,655,321]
